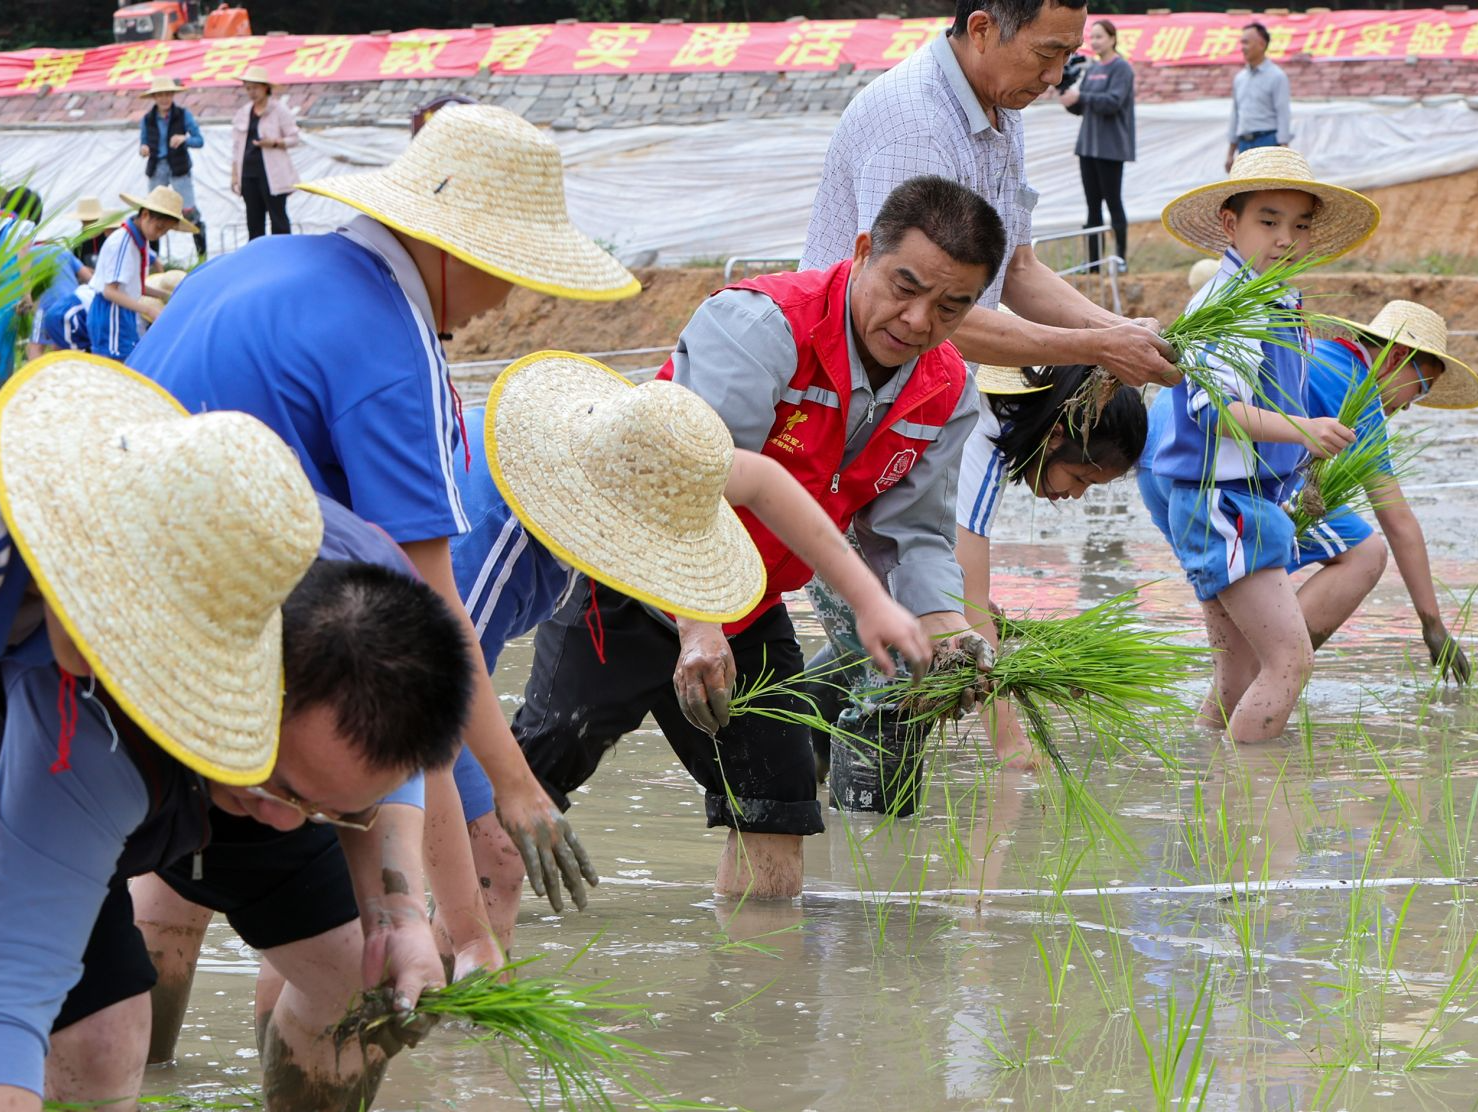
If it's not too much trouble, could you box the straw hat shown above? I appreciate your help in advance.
[152,268,189,298]
[66,197,107,225]
[239,64,273,87]
[1162,147,1380,260]
[0,353,324,784]
[118,185,199,234]
[971,307,1049,394]
[139,75,186,96]
[484,351,764,622]
[1188,257,1220,291]
[297,105,639,302]
[1325,300,1478,411]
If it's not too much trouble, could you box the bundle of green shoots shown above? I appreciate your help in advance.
[334,959,666,1110]
[1065,253,1327,448]
[1285,339,1421,538]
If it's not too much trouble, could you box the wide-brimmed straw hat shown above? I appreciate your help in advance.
[971,307,1049,394]
[239,64,273,88]
[1325,300,1478,410]
[0,353,324,784]
[118,185,198,234]
[297,105,639,302]
[484,351,764,622]
[139,75,186,96]
[66,197,109,226]
[1162,147,1380,260]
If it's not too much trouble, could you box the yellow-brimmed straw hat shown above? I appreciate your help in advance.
[297,105,639,302]
[972,307,1049,394]
[139,75,186,96]
[485,351,764,622]
[0,353,324,784]
[1325,300,1478,410]
[1162,147,1380,261]
[118,185,198,234]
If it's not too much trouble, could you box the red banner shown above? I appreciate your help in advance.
[3,10,1476,98]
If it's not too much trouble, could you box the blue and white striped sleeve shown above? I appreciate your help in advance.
[955,409,1008,538]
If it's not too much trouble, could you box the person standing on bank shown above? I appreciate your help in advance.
[136,76,208,260]
[232,65,299,240]
[1224,22,1291,172]
[1060,19,1135,271]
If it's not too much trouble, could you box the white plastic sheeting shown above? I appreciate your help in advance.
[4,95,1476,264]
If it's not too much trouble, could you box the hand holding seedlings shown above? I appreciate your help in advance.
[935,631,996,716]
[1298,415,1356,459]
[674,615,737,736]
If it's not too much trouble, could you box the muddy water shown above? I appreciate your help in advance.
[151,408,1478,1111]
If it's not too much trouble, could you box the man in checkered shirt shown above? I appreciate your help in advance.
[803,0,1179,388]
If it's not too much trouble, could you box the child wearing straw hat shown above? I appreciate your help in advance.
[0,354,476,1110]
[137,75,207,260]
[511,176,1005,899]
[1284,300,1476,681]
[84,186,193,361]
[437,355,927,945]
[129,107,636,996]
[1151,147,1380,742]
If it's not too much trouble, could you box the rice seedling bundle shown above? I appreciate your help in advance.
[1286,341,1421,538]
[334,961,659,1110]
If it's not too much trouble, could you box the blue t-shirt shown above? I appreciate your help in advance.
[128,230,469,544]
[1305,338,1392,477]
[0,494,422,1094]
[27,243,83,317]
[451,406,572,673]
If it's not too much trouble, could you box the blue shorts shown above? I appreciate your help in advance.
[452,743,495,824]
[1288,504,1374,572]
[1137,466,1173,546]
[1167,482,1296,602]
[87,297,139,361]
[33,297,89,351]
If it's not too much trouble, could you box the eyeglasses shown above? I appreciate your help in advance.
[1411,355,1436,399]
[246,784,381,831]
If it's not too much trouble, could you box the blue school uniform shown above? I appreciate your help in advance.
[1137,387,1174,545]
[86,220,153,360]
[26,244,89,351]
[1151,249,1311,602]
[1287,338,1388,571]
[129,219,468,544]
[448,405,574,823]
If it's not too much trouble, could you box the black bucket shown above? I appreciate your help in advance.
[827,704,927,818]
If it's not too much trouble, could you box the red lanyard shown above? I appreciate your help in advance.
[123,218,149,294]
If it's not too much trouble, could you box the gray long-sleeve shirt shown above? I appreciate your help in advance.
[667,286,979,618]
[1227,59,1292,145]
[1069,55,1136,162]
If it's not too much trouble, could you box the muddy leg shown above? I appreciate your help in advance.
[1215,568,1314,743]
[467,813,524,948]
[717,831,803,900]
[258,919,391,1112]
[1296,535,1387,650]
[131,872,213,1064]
[46,991,151,1110]
[1197,597,1259,730]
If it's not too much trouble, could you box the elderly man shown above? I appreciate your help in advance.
[802,0,1179,386]
[1224,22,1292,171]
[0,356,476,1110]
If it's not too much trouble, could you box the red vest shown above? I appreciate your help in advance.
[657,259,968,633]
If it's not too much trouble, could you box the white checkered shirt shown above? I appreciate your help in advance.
[800,32,1036,311]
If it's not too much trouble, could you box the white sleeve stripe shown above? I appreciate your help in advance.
[404,304,470,534]
[471,531,529,639]
[463,515,519,618]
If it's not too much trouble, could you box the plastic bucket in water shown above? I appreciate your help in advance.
[827,704,926,818]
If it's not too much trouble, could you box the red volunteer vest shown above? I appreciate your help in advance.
[657,259,968,633]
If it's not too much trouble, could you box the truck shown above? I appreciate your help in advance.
[112,1,251,43]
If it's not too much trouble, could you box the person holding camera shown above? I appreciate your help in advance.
[1060,19,1135,271]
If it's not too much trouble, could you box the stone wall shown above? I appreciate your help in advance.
[3,53,1476,131]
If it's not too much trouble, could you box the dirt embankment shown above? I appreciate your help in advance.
[450,267,1478,370]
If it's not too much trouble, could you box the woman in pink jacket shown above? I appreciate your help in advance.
[231,65,301,239]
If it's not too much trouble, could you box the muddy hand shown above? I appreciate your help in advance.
[362,1002,440,1057]
[674,617,736,736]
[507,807,597,914]
[950,632,997,715]
[1422,618,1472,684]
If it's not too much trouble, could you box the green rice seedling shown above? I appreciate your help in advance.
[1286,339,1422,538]
[334,960,662,1111]
[1127,961,1219,1112]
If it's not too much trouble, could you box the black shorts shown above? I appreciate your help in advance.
[512,581,824,837]
[53,814,358,1033]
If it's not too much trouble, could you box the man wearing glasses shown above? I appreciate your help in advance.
[0,357,474,1112]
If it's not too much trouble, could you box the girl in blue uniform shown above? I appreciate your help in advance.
[1153,148,1380,742]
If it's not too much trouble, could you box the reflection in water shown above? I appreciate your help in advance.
[150,409,1478,1110]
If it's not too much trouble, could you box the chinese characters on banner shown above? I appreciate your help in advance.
[3,10,1477,97]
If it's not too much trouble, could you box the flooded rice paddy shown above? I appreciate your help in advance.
[150,410,1478,1111]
